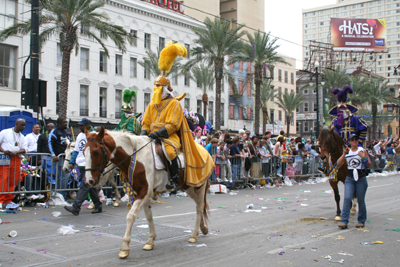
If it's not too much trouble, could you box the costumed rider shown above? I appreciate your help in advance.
[140,41,215,191]
[114,89,141,135]
[329,85,368,148]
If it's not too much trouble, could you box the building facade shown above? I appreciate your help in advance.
[0,0,232,128]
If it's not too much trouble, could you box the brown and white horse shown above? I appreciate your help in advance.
[319,128,357,221]
[84,126,210,259]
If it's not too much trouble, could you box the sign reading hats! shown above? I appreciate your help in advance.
[331,18,386,52]
[144,0,184,14]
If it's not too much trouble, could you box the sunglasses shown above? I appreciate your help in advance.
[349,138,358,141]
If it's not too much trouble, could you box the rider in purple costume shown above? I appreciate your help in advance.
[329,85,368,148]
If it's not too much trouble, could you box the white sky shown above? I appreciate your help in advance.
[264,0,336,69]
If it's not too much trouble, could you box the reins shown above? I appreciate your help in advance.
[85,138,154,176]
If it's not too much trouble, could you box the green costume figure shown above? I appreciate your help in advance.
[114,90,141,135]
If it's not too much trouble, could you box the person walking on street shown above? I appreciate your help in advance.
[0,119,27,208]
[64,118,102,215]
[336,134,371,229]
[48,117,71,200]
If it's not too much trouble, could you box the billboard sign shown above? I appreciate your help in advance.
[331,18,386,52]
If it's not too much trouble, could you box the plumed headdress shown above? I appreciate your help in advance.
[121,89,137,113]
[329,85,358,117]
[151,41,187,105]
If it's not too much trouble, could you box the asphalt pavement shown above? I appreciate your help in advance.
[1,173,400,267]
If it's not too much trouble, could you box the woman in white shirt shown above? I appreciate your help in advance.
[335,134,371,230]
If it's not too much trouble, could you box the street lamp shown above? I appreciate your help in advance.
[309,61,325,139]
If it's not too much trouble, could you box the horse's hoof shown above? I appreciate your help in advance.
[126,204,132,210]
[334,216,342,221]
[350,210,356,215]
[118,250,130,259]
[188,237,197,243]
[201,225,208,235]
[87,202,95,209]
[143,244,154,251]
[113,202,120,207]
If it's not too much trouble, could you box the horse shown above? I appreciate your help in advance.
[62,140,121,207]
[83,126,210,259]
[318,128,357,221]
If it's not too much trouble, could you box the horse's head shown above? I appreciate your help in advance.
[318,127,344,159]
[84,126,116,186]
[62,140,76,173]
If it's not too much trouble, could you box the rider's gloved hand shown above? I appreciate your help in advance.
[149,132,159,139]
[149,128,169,140]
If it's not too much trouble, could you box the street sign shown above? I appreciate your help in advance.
[362,115,372,118]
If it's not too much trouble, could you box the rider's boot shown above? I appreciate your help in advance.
[166,157,179,191]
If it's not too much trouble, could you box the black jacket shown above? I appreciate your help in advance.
[48,126,71,156]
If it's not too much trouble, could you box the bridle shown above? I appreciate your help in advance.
[320,136,343,157]
[85,139,109,173]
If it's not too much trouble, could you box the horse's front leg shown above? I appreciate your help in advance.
[350,197,358,215]
[119,198,145,259]
[185,183,207,243]
[142,201,157,250]
[334,187,342,221]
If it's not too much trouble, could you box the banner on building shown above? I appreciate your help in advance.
[260,124,284,134]
[330,18,386,52]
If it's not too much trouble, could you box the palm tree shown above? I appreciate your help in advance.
[358,109,394,139]
[322,65,350,108]
[275,91,305,136]
[190,64,214,120]
[363,79,400,140]
[189,17,245,130]
[230,32,289,134]
[347,74,370,106]
[260,83,278,134]
[1,0,131,118]
[138,47,184,80]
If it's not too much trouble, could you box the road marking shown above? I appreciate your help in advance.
[153,209,218,219]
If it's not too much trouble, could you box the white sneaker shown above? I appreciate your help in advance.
[229,180,233,183]
[223,178,229,182]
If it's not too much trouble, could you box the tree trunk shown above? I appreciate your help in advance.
[254,64,262,135]
[214,58,223,130]
[262,106,268,135]
[202,92,208,121]
[59,49,72,118]
[286,114,290,137]
[372,103,377,140]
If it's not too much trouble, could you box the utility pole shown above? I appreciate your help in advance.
[30,0,40,114]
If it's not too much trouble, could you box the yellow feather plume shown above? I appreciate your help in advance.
[158,41,187,73]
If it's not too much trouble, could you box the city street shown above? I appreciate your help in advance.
[1,174,400,266]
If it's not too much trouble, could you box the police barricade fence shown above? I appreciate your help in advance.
[0,152,124,204]
[209,154,324,188]
[369,154,400,173]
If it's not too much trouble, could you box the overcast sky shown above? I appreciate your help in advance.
[265,0,336,69]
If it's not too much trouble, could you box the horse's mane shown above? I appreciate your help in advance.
[319,128,344,152]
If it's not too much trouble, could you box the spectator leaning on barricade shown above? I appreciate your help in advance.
[229,137,242,187]
[224,140,233,183]
[215,141,228,182]
[37,123,55,185]
[0,119,27,208]
[248,135,260,179]
[48,117,72,200]
[25,124,41,166]
[258,139,272,186]
[240,133,251,179]
[64,118,102,216]
[274,136,284,176]
[205,138,218,181]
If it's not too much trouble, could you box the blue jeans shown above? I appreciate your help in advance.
[341,176,368,225]
[231,164,240,180]
[42,155,67,198]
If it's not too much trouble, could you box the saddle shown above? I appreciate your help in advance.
[151,142,185,171]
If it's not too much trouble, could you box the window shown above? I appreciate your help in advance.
[230,105,234,119]
[304,121,309,132]
[80,85,89,116]
[144,93,151,111]
[278,87,282,98]
[1,0,16,28]
[197,100,202,114]
[144,65,150,79]
[284,71,288,83]
[130,57,137,77]
[291,112,294,126]
[270,110,274,124]
[247,62,251,72]
[296,106,300,113]
[130,92,137,112]
[303,89,309,95]
[304,103,309,112]
[313,102,317,111]
[291,73,294,84]
[230,63,234,70]
[184,98,190,110]
[130,30,137,46]
[221,103,225,126]
[239,80,243,92]
[80,24,89,34]
[184,74,190,86]
[99,52,107,72]
[56,82,61,114]
[285,88,288,94]
[296,122,300,132]
[239,61,243,72]
[99,87,107,118]
[115,90,122,119]
[208,101,214,125]
[278,69,282,82]
[230,82,234,95]
[247,83,251,97]
[185,43,190,59]
[0,45,15,88]
[100,32,107,39]
[57,43,62,65]
[279,110,282,121]
[144,33,151,49]
[80,48,89,69]
[247,107,251,120]
[115,54,122,75]
[172,72,178,85]
[159,37,165,49]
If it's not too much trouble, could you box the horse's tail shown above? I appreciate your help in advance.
[202,179,210,224]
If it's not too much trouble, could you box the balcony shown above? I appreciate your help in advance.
[80,109,88,116]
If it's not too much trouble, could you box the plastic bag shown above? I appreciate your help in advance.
[52,211,61,217]
[57,225,79,235]
[284,177,293,186]
[98,190,106,202]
